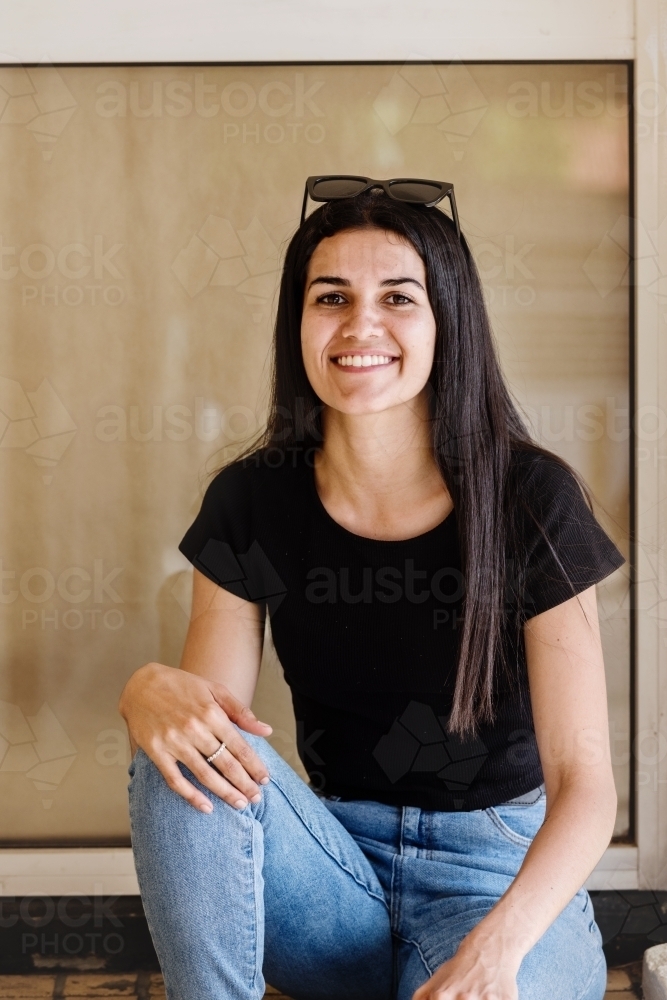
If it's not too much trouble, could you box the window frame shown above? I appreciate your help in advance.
[1,0,662,893]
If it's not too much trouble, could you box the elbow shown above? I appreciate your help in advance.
[603,779,619,842]
[588,773,618,849]
[557,770,618,850]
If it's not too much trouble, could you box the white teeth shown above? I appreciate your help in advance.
[335,355,394,367]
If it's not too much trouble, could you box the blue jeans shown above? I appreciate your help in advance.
[128,733,607,1000]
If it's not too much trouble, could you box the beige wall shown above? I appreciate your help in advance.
[0,62,629,841]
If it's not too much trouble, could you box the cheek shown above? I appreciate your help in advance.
[400,321,437,369]
[300,321,328,383]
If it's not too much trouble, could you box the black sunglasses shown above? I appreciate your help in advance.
[300,175,461,238]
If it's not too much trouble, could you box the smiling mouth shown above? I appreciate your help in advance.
[330,354,399,370]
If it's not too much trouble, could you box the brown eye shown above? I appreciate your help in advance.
[317,292,346,305]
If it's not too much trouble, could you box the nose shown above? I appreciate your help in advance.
[339,297,384,341]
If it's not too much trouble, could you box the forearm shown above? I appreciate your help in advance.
[179,571,265,702]
[179,608,262,701]
[459,776,616,971]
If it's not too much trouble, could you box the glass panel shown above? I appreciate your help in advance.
[0,62,629,842]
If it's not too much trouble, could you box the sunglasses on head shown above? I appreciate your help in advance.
[300,175,461,239]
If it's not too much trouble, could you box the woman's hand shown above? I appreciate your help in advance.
[118,661,273,813]
[412,937,520,1000]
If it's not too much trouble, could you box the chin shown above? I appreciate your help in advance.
[327,393,406,416]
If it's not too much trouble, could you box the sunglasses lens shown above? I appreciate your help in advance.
[311,177,368,199]
[389,181,443,203]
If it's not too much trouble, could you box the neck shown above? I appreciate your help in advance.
[315,389,448,517]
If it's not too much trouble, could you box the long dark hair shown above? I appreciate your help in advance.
[222,188,583,737]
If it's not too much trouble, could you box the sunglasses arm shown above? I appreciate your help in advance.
[300,184,310,226]
[447,191,461,240]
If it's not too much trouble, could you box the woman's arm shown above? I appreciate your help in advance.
[180,564,268,701]
[414,584,617,999]
[118,568,273,813]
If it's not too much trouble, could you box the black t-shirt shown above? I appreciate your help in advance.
[178,445,625,811]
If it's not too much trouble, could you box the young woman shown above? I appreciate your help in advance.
[119,179,624,1000]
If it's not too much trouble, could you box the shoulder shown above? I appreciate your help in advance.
[202,445,310,504]
[203,451,260,493]
[509,450,624,574]
[180,447,306,560]
[507,447,625,613]
[509,446,587,515]
[507,446,605,566]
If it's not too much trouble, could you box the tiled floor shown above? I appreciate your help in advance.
[0,975,166,1000]
[0,976,293,1000]
[605,962,644,998]
[0,965,645,999]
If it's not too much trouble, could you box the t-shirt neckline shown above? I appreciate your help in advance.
[306,452,455,544]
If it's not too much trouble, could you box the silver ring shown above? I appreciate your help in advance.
[206,742,227,763]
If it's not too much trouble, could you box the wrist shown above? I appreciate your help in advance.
[457,920,526,975]
[118,661,166,717]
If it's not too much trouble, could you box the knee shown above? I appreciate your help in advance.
[127,737,275,811]
[227,724,298,778]
[127,747,175,804]
[127,730,301,822]
[128,746,220,804]
[127,747,212,815]
[128,747,244,842]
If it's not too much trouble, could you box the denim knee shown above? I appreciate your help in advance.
[126,731,302,825]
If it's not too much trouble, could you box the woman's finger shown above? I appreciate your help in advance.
[170,744,254,810]
[152,754,215,813]
[205,740,266,803]
[209,680,273,735]
[159,705,269,801]
[200,703,272,786]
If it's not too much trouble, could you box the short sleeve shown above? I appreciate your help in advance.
[178,461,281,607]
[514,454,625,620]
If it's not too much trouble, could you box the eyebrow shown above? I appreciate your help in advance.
[306,275,425,291]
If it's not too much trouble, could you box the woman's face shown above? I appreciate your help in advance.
[301,227,437,416]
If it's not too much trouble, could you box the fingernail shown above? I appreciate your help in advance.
[199,802,213,814]
[251,793,261,804]
[259,722,272,731]
[260,776,270,785]
[235,799,247,810]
